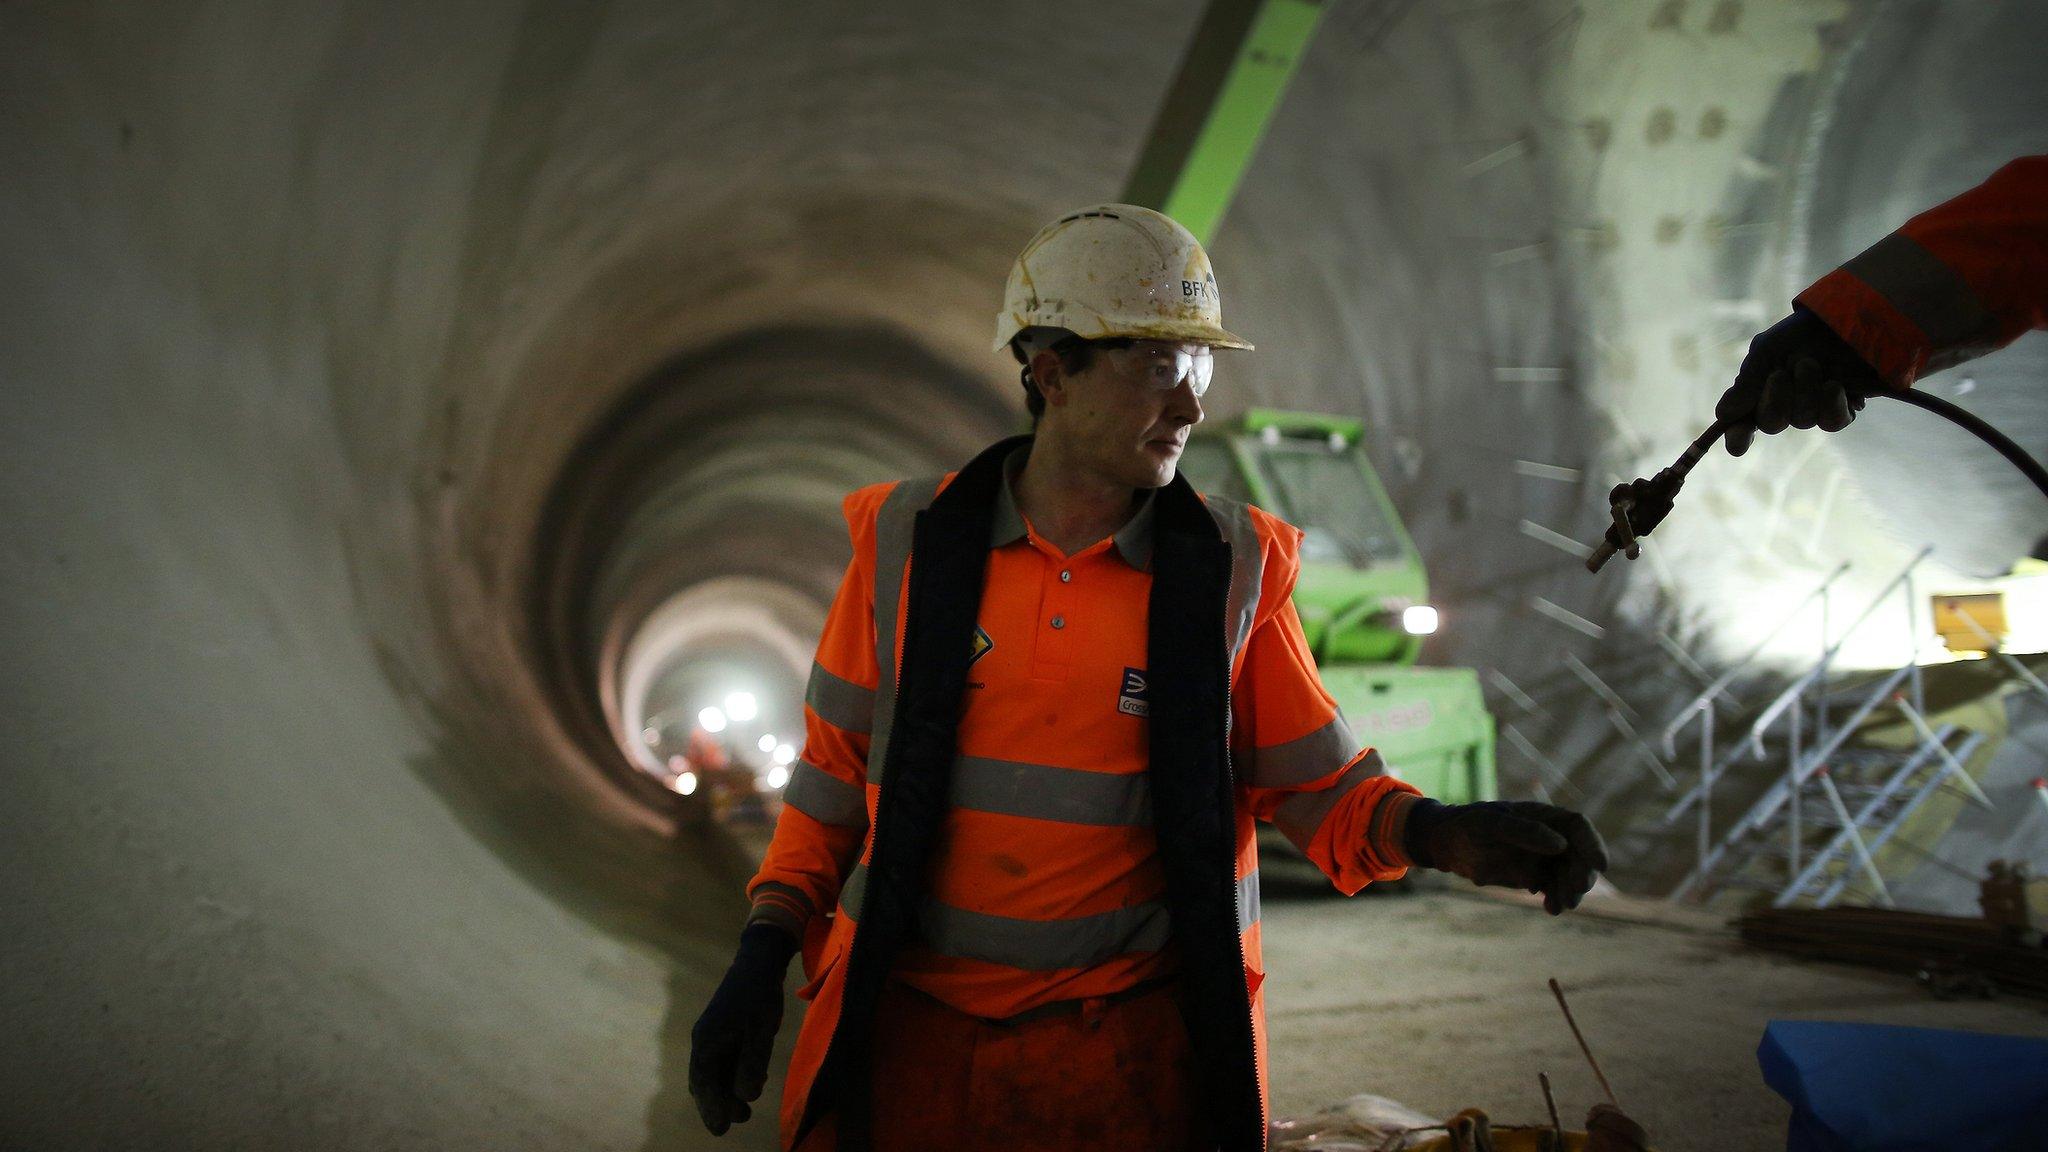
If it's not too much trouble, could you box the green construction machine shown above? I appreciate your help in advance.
[1178,410,1498,812]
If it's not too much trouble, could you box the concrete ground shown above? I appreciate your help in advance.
[1259,876,2048,1152]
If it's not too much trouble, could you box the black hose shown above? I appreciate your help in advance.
[1587,387,2048,572]
[1883,387,2048,499]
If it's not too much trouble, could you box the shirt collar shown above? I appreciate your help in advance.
[989,445,1156,573]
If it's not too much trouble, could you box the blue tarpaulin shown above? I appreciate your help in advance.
[1758,1021,2048,1152]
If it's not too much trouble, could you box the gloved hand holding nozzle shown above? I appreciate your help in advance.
[1715,306,1883,456]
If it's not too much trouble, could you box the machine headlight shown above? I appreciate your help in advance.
[1402,604,1440,635]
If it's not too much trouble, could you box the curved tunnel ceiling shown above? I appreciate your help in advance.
[4,2,2043,1147]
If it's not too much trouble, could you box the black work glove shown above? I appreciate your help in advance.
[1716,306,1884,456]
[1402,799,1609,915]
[689,922,800,1135]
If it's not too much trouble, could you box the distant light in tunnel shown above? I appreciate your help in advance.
[698,706,727,733]
[641,726,661,746]
[672,771,698,796]
[773,743,796,766]
[758,733,777,753]
[766,765,790,790]
[725,692,759,723]
[1403,605,1440,636]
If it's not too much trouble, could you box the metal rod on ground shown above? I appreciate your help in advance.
[1539,1072,1563,1144]
[1548,977,1620,1108]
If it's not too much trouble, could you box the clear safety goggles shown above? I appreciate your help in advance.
[1102,340,1216,397]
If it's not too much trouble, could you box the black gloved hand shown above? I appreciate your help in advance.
[1716,306,1884,456]
[689,922,800,1135]
[1402,799,1609,915]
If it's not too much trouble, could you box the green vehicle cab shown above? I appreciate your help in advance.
[1178,409,1498,819]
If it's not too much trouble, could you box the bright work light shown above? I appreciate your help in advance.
[1402,605,1440,635]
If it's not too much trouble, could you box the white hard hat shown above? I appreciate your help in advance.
[993,204,1253,354]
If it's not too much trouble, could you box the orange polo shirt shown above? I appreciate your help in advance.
[889,451,1177,1014]
[750,447,1416,1022]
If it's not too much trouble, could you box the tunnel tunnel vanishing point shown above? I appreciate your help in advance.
[4,2,2046,1148]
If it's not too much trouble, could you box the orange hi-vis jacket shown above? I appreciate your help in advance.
[747,437,1420,1151]
[1798,155,2046,389]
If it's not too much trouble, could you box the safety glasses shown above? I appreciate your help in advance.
[1103,340,1215,397]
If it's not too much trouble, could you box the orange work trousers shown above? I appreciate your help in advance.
[795,978,1206,1152]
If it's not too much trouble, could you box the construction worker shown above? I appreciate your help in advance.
[689,204,1609,1151]
[1717,155,2046,456]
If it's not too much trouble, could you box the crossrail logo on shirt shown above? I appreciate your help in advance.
[969,625,993,667]
[1118,668,1149,717]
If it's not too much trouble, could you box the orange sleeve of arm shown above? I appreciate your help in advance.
[744,484,892,941]
[1234,515,1421,895]
[1798,154,2048,388]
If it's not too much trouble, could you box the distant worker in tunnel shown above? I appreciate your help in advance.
[1716,155,2046,456]
[689,204,1609,1151]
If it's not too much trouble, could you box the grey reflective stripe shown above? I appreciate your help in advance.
[1271,750,1387,854]
[782,759,869,828]
[1208,496,1265,673]
[950,756,1152,826]
[838,863,1172,969]
[1842,232,2000,355]
[804,662,875,735]
[866,477,942,785]
[1238,869,1261,932]
[1248,716,1365,789]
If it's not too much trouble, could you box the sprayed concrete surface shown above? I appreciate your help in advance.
[1261,882,2048,1152]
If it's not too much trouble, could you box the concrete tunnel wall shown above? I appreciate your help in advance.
[3,2,2044,1148]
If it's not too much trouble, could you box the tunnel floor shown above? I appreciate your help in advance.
[1256,881,2048,1152]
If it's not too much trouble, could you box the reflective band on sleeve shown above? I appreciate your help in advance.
[782,759,870,828]
[1237,869,1261,933]
[838,862,1173,970]
[1270,750,1387,854]
[866,477,943,784]
[1842,232,2001,354]
[804,661,875,735]
[948,756,1152,826]
[1247,716,1364,789]
[747,881,814,937]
